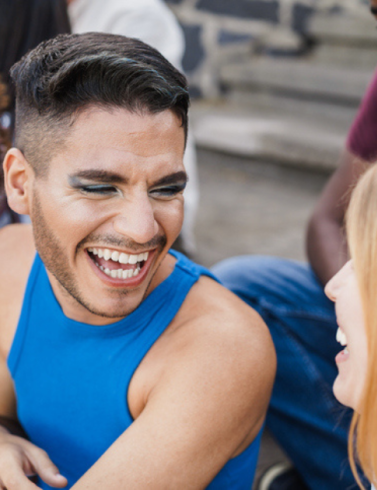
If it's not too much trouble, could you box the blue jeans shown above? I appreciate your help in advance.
[212,256,354,490]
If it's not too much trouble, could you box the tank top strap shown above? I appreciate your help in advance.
[169,249,218,282]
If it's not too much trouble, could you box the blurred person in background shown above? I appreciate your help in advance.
[0,81,12,225]
[213,3,377,490]
[67,0,199,256]
[0,0,71,121]
[326,163,377,490]
[0,0,70,225]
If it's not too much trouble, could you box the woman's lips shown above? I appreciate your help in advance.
[335,347,349,364]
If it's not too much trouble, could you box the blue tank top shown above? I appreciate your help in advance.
[7,250,261,489]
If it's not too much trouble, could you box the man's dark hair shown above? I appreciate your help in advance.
[10,32,189,176]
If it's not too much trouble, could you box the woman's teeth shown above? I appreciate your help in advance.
[336,327,348,352]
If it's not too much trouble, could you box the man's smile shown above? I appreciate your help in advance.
[86,247,155,285]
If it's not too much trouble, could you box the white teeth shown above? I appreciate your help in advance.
[119,253,129,264]
[336,327,348,347]
[90,248,149,264]
[344,347,349,354]
[99,265,141,280]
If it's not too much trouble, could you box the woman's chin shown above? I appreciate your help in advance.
[333,372,360,412]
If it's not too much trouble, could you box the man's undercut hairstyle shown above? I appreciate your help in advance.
[10,32,190,176]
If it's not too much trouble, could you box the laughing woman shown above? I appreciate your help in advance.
[325,163,377,490]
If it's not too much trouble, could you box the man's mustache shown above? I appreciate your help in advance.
[77,233,167,253]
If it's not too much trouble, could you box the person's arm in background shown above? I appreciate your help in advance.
[306,150,366,285]
[108,3,185,70]
[306,69,377,286]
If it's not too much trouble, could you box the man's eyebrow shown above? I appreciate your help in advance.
[68,170,127,184]
[152,171,188,187]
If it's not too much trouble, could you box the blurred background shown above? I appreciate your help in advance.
[163,0,375,267]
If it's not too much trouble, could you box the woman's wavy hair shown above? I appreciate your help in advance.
[346,163,377,489]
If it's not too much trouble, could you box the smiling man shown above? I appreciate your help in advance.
[0,33,275,489]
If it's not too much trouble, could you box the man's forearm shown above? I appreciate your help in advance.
[306,214,348,286]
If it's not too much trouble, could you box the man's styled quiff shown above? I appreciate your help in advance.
[10,32,190,176]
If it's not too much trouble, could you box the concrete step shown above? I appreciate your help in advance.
[220,57,374,104]
[191,101,348,172]
[226,89,358,128]
[308,11,377,46]
[314,44,377,71]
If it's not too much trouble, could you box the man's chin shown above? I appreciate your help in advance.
[69,291,145,322]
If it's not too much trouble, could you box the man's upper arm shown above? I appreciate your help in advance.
[73,282,275,490]
[0,224,34,420]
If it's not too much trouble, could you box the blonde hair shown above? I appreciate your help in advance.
[346,163,377,488]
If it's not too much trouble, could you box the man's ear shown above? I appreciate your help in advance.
[3,148,33,215]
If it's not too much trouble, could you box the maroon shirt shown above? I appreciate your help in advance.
[347,69,377,162]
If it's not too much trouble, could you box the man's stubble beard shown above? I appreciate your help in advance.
[31,188,167,319]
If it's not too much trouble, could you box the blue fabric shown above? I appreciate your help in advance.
[8,250,261,489]
[212,255,355,490]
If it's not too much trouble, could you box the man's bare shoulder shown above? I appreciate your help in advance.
[139,275,276,453]
[0,224,34,303]
[180,274,272,346]
[173,274,276,392]
[0,224,35,357]
[0,223,35,273]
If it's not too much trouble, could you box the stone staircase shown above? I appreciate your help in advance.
[191,8,377,172]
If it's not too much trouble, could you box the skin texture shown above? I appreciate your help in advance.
[0,107,276,489]
[306,149,367,286]
[325,260,368,411]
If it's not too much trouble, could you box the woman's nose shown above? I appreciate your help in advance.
[324,261,351,302]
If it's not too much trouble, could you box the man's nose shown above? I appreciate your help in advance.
[112,194,159,245]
